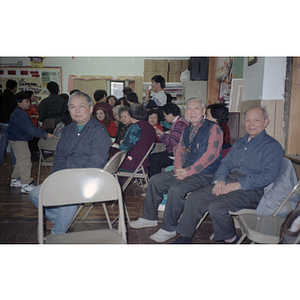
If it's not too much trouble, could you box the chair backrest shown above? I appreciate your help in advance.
[38,168,126,242]
[39,168,121,206]
[38,137,60,152]
[256,157,300,217]
[104,150,127,174]
[133,142,155,174]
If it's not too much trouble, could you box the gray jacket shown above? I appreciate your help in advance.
[52,117,111,173]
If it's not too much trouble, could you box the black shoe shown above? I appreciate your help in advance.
[172,236,193,244]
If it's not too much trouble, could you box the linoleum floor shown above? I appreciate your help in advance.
[0,153,248,244]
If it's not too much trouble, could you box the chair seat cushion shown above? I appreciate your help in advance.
[45,229,126,244]
[238,214,285,243]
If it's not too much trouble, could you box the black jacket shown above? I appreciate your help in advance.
[0,89,17,123]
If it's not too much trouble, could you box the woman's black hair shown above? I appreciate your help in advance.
[162,103,181,117]
[127,92,139,104]
[207,103,229,123]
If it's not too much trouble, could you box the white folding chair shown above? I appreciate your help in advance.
[38,168,127,244]
[80,150,127,225]
[230,180,300,244]
[37,137,60,185]
[117,142,155,193]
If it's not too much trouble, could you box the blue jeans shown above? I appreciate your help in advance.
[0,124,16,166]
[29,185,78,235]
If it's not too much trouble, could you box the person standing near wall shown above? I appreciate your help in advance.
[38,81,68,133]
[0,79,18,166]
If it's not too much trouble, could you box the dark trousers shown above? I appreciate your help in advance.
[148,151,174,178]
[142,171,214,230]
[176,173,264,240]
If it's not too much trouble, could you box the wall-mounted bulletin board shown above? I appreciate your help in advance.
[0,67,62,103]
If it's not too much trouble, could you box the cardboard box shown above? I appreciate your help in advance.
[156,60,169,72]
[169,60,182,72]
[181,60,189,71]
[143,71,157,82]
[168,71,181,82]
[144,60,157,71]
[158,71,168,82]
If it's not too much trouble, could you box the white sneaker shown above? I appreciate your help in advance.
[11,178,22,188]
[129,218,158,229]
[21,181,35,194]
[158,204,165,212]
[150,228,176,242]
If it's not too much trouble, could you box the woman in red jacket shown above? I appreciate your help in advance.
[94,106,117,138]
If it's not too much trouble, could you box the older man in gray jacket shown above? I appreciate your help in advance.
[30,91,111,235]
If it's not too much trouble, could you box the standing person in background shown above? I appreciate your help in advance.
[126,92,139,105]
[0,79,18,166]
[117,86,132,107]
[38,81,68,133]
[8,92,54,193]
[24,91,40,160]
[144,75,167,109]
[93,89,114,120]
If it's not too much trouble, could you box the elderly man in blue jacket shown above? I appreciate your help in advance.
[172,106,284,244]
[29,91,111,235]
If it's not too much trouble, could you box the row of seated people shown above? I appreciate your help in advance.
[94,100,232,184]
[27,91,290,244]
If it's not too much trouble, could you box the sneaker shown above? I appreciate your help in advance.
[129,218,158,229]
[11,178,22,188]
[21,181,35,194]
[158,204,165,212]
[150,228,176,243]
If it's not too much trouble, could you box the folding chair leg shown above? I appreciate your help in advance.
[67,204,84,230]
[102,203,112,229]
[236,233,247,244]
[81,203,95,221]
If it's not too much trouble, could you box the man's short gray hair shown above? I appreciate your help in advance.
[243,106,269,120]
[186,97,206,109]
[68,91,93,107]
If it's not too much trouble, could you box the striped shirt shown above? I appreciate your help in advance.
[174,118,223,177]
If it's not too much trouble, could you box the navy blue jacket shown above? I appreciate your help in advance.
[8,107,48,141]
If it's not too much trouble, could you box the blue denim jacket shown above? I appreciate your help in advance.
[214,130,284,191]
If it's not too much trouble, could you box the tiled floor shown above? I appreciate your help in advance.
[0,153,247,244]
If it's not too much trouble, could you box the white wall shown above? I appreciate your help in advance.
[262,57,286,100]
[0,56,188,93]
[242,57,265,101]
[242,56,286,101]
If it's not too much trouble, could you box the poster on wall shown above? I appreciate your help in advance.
[0,67,62,102]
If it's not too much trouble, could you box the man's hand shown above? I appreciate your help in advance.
[212,180,226,196]
[212,181,240,196]
[174,168,188,180]
[47,133,54,139]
